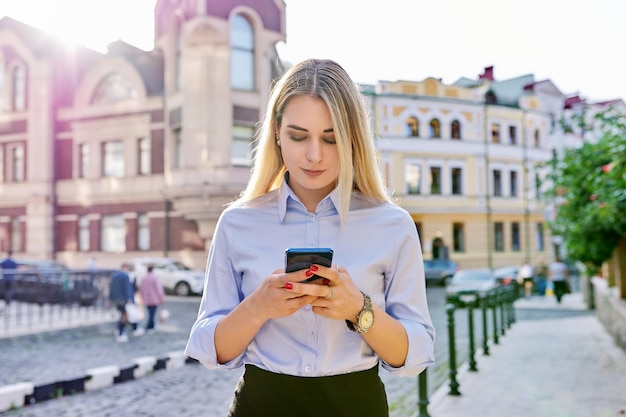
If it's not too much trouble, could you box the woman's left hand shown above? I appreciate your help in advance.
[284,264,364,323]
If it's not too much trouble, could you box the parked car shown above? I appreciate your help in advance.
[131,257,204,297]
[423,259,459,286]
[445,268,498,307]
[0,259,99,306]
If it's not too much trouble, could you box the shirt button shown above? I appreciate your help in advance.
[305,304,311,310]
[305,365,311,373]
[309,216,316,222]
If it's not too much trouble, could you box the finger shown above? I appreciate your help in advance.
[285,281,334,298]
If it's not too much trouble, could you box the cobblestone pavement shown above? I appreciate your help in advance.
[2,293,625,417]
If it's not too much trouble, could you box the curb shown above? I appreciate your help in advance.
[0,351,198,412]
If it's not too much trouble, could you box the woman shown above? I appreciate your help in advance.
[185,58,435,416]
[138,265,165,333]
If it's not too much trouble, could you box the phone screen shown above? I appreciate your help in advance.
[285,248,333,282]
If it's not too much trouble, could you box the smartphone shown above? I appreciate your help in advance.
[285,248,334,283]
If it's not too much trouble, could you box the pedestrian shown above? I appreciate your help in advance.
[185,58,435,417]
[1,250,18,306]
[517,258,534,298]
[138,265,165,333]
[109,262,135,342]
[548,255,570,304]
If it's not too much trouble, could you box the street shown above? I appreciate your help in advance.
[1,287,593,417]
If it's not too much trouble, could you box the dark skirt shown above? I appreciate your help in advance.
[227,364,389,417]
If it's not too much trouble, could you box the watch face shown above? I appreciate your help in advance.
[359,311,374,330]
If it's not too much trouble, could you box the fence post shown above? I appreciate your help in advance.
[481,293,490,355]
[417,368,430,417]
[446,303,461,396]
[491,290,499,345]
[467,302,478,372]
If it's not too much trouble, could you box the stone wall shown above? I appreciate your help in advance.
[593,277,626,352]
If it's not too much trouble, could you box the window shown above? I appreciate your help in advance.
[451,120,461,139]
[232,124,255,166]
[406,116,419,137]
[451,167,463,195]
[91,72,138,104]
[176,27,183,91]
[511,222,520,251]
[493,169,502,196]
[78,215,90,251]
[536,222,545,251]
[9,144,24,182]
[453,223,465,252]
[137,213,150,251]
[173,128,183,168]
[535,172,542,199]
[12,65,26,111]
[509,125,517,145]
[138,137,151,175]
[405,162,421,195]
[230,14,254,90]
[430,166,441,195]
[0,60,4,112]
[102,140,124,177]
[429,119,441,138]
[510,171,518,197]
[494,222,504,252]
[101,214,126,252]
[534,129,540,148]
[10,217,21,252]
[491,123,500,143]
[78,144,89,178]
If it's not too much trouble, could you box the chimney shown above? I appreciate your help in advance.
[479,66,494,81]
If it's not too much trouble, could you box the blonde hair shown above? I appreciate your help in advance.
[236,59,391,220]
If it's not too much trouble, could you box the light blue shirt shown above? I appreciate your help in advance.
[185,179,435,377]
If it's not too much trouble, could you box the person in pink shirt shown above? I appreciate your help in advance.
[138,266,165,332]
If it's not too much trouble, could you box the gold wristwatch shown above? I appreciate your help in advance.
[346,292,374,334]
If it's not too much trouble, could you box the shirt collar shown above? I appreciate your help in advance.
[277,173,339,222]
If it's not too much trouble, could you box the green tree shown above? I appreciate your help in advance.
[547,110,626,268]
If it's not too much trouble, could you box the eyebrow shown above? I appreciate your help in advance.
[286,124,334,133]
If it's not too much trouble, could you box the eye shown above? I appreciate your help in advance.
[323,138,337,145]
[289,135,307,142]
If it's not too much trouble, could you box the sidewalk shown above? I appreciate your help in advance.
[427,292,626,417]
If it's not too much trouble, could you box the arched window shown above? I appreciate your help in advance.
[450,120,461,139]
[429,118,441,138]
[230,14,254,90]
[91,72,138,104]
[485,91,497,104]
[12,65,26,111]
[406,116,419,137]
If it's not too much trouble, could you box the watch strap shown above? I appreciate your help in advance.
[345,291,373,333]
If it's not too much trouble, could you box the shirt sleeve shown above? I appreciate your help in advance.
[380,210,436,377]
[184,210,245,370]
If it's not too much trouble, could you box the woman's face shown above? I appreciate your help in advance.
[277,95,339,211]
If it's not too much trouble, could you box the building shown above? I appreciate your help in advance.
[364,67,623,269]
[0,0,285,269]
[0,1,619,271]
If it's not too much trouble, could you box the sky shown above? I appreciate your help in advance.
[2,0,626,102]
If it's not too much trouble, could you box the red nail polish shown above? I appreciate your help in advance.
[305,270,314,277]
[322,279,330,285]
[284,282,293,290]
[310,265,319,272]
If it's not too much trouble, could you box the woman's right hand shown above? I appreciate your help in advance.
[249,269,319,320]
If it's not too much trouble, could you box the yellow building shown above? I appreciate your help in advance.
[364,70,563,269]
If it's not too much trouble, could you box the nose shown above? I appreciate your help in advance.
[306,139,322,163]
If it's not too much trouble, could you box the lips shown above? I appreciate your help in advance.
[302,168,325,177]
